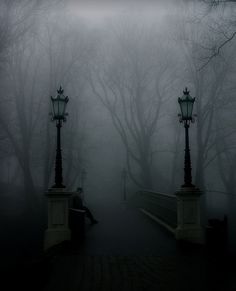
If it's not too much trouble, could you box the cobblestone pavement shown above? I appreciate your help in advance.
[45,254,178,291]
[41,199,235,291]
[3,197,236,291]
[43,252,235,291]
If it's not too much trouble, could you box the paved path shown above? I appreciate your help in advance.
[79,199,176,256]
[44,251,218,291]
[39,199,235,291]
[45,255,179,291]
[2,196,236,290]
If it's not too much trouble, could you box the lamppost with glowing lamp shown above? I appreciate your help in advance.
[44,86,72,251]
[178,87,195,188]
[50,86,69,188]
[175,87,204,244]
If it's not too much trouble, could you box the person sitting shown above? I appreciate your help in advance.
[73,187,98,225]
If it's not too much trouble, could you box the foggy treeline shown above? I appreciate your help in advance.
[0,0,236,217]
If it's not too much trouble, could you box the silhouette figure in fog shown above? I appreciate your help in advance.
[73,187,98,225]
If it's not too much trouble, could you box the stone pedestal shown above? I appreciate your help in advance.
[44,188,73,251]
[175,187,204,244]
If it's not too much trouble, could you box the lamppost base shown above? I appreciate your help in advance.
[175,187,204,245]
[44,188,73,251]
[52,184,66,189]
[181,183,195,188]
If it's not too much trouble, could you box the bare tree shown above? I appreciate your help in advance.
[199,0,236,68]
[37,16,96,190]
[0,3,94,211]
[89,20,175,189]
[0,1,47,211]
[176,6,236,192]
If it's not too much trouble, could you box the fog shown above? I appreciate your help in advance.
[0,0,236,270]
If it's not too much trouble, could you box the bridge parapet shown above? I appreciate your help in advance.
[130,188,204,244]
[130,190,177,229]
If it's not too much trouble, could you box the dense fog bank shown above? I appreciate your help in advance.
[0,1,235,249]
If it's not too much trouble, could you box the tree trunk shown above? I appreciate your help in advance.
[22,150,38,212]
[140,151,152,189]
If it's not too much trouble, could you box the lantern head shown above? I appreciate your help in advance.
[178,87,195,121]
[51,86,69,121]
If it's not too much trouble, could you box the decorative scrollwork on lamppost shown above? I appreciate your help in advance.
[178,87,196,188]
[50,86,69,188]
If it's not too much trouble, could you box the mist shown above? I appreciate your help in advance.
[0,0,236,289]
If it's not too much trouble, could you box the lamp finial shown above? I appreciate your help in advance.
[183,87,189,95]
[57,86,64,95]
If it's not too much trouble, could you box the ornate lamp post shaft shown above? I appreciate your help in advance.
[54,120,64,188]
[184,123,193,187]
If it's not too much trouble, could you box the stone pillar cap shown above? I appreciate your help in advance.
[45,188,75,197]
[175,186,202,196]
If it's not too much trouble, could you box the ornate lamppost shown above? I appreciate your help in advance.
[50,86,69,188]
[175,88,204,244]
[178,87,195,188]
[44,86,72,250]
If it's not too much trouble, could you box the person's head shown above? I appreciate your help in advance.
[77,187,83,194]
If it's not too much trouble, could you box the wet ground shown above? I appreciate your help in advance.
[44,198,236,291]
[79,199,176,256]
[2,196,236,291]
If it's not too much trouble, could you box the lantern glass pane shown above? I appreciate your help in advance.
[178,89,195,121]
[58,99,65,117]
[50,89,68,120]
[51,99,57,118]
[180,100,188,119]
[50,98,65,119]
[179,98,194,120]
[187,101,194,119]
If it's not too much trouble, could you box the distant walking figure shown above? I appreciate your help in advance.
[73,187,98,225]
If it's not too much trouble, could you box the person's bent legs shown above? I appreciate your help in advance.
[82,206,98,224]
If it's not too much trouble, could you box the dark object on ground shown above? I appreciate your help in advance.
[206,215,228,255]
[91,218,98,225]
[82,205,98,224]
[69,208,86,242]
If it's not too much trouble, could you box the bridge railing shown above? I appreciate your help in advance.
[130,190,177,229]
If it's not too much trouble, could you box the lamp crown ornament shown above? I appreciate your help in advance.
[183,87,189,95]
[57,86,64,95]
